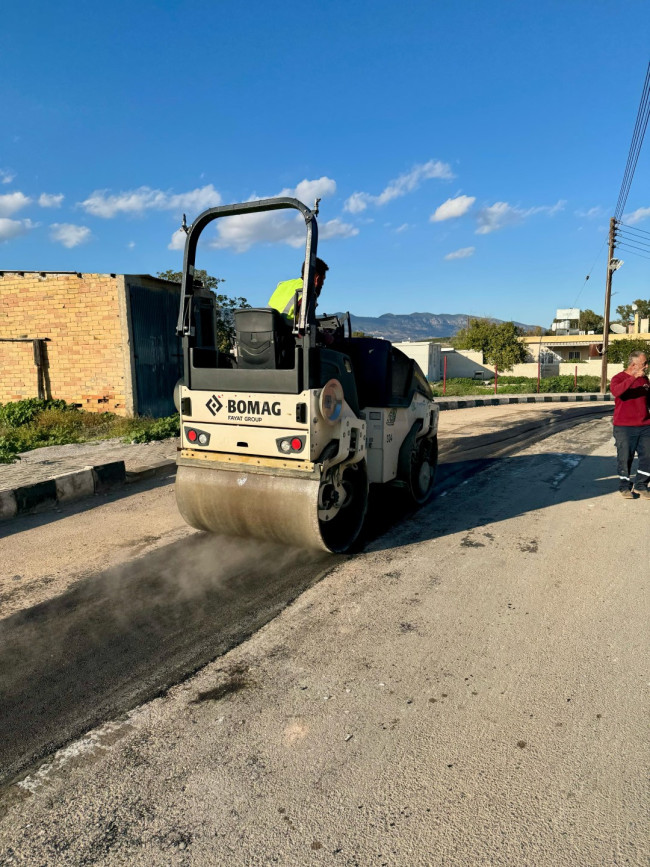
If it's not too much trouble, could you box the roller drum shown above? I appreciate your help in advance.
[175,463,327,552]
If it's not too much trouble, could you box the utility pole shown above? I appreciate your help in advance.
[600,217,618,394]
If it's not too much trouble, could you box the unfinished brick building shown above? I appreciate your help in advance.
[0,272,182,417]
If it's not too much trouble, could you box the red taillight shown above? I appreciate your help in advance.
[291,437,302,451]
[187,429,197,442]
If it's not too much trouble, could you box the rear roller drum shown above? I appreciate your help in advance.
[399,426,438,506]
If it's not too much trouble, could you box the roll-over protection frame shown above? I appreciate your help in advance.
[175,196,320,339]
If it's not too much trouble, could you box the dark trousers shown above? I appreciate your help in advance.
[613,425,650,490]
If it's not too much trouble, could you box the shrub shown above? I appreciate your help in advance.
[123,414,180,443]
[538,375,600,393]
[0,399,180,462]
[0,398,69,428]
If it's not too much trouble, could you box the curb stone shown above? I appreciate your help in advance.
[0,459,179,523]
[434,393,613,410]
[1,460,125,522]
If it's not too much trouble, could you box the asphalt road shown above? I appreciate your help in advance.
[0,404,611,790]
[1,404,646,866]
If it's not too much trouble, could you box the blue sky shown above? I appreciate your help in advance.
[1,1,649,327]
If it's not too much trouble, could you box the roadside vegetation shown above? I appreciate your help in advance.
[0,399,179,464]
[430,375,603,397]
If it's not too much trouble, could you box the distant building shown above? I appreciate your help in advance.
[551,308,580,335]
[391,341,441,381]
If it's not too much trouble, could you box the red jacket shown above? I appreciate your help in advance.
[610,371,650,426]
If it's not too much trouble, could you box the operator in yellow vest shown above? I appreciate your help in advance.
[268,257,329,326]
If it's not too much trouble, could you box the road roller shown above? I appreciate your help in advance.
[174,196,439,553]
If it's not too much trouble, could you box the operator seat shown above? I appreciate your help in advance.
[234,308,295,369]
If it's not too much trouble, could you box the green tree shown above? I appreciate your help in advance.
[158,268,225,291]
[454,318,527,371]
[579,308,604,332]
[615,299,650,325]
[452,317,495,351]
[607,338,650,365]
[158,269,250,351]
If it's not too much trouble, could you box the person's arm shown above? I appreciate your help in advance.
[610,372,637,397]
[610,358,646,396]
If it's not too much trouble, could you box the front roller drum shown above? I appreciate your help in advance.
[175,461,368,554]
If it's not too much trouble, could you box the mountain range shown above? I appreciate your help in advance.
[340,312,538,342]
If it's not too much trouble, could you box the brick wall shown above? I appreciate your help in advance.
[0,273,132,414]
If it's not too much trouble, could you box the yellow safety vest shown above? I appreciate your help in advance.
[268,278,303,324]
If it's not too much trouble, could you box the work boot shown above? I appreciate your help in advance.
[620,488,637,499]
[634,487,650,499]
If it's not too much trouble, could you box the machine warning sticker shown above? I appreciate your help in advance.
[386,409,397,426]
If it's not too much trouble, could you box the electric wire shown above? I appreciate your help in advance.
[614,62,650,221]
[571,237,608,309]
[617,221,650,239]
[614,63,650,219]
[616,230,650,250]
[573,65,650,321]
[615,242,650,261]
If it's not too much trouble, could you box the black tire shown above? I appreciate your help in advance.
[398,425,438,506]
[318,460,369,553]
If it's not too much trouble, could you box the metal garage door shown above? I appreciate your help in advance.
[129,284,183,417]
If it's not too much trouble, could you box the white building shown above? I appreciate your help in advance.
[551,308,580,335]
[392,341,442,381]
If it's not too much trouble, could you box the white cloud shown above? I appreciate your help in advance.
[0,191,31,217]
[0,218,36,242]
[624,206,650,225]
[431,194,475,222]
[168,229,186,251]
[38,193,64,208]
[213,212,357,252]
[396,223,409,233]
[209,177,355,252]
[574,206,602,219]
[79,184,222,218]
[344,160,454,213]
[444,246,475,260]
[545,200,566,217]
[319,218,359,243]
[0,169,15,184]
[127,241,136,249]
[289,176,337,204]
[345,192,370,214]
[50,223,92,248]
[476,199,565,234]
[476,202,517,234]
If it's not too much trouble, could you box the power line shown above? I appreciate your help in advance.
[616,230,650,251]
[571,236,608,309]
[618,221,650,239]
[615,241,650,261]
[614,61,650,221]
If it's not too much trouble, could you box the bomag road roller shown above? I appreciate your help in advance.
[174,196,439,553]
